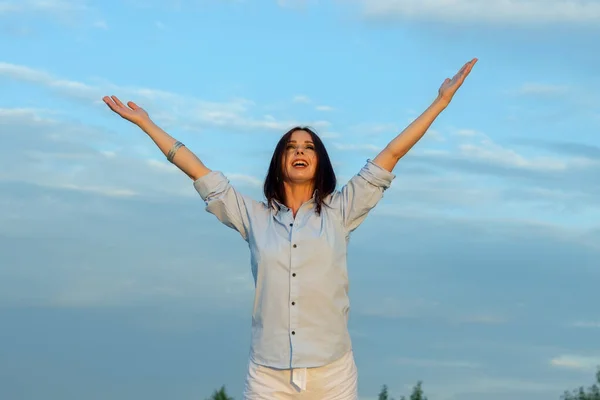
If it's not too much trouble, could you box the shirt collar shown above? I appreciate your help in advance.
[272,190,318,213]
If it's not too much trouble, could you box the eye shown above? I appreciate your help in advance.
[306,145,315,150]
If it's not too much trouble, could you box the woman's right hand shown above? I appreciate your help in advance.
[102,95,151,126]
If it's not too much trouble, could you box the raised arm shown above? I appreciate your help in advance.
[373,58,478,172]
[102,95,210,180]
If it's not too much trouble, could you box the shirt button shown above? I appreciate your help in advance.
[292,273,296,277]
[292,331,296,335]
[291,301,295,305]
[289,223,293,227]
[293,244,297,248]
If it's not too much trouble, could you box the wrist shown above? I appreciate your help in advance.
[137,118,155,132]
[433,95,450,110]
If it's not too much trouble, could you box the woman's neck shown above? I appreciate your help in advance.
[283,182,314,217]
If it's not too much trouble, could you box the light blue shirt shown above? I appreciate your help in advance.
[193,159,395,369]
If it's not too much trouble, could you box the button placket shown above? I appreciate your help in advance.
[289,214,299,345]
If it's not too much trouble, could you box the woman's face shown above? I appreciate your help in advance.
[281,129,318,184]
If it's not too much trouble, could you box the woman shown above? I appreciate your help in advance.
[103,58,477,399]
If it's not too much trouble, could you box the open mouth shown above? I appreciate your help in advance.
[292,159,308,169]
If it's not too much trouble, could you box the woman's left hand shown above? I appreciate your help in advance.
[438,58,478,104]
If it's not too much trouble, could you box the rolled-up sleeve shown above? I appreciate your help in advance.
[193,171,252,241]
[336,159,395,233]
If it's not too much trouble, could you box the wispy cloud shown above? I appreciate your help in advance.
[348,122,397,136]
[0,62,330,133]
[359,0,600,25]
[424,376,568,400]
[0,62,99,100]
[225,173,263,188]
[277,0,317,9]
[551,355,600,371]
[0,0,88,15]
[403,132,600,202]
[394,357,480,369]
[92,19,108,29]
[357,295,509,327]
[454,128,481,137]
[332,142,381,152]
[315,105,335,112]
[0,107,263,201]
[570,321,600,329]
[0,0,101,29]
[292,94,311,103]
[515,83,570,96]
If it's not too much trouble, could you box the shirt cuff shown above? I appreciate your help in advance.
[193,171,229,200]
[358,159,396,189]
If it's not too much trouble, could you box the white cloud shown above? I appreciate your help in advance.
[277,0,317,9]
[315,105,335,112]
[394,357,480,369]
[0,2,20,13]
[359,0,600,25]
[551,355,600,371]
[340,129,598,174]
[426,128,445,142]
[0,62,99,100]
[349,122,397,136]
[454,128,480,137]
[433,131,599,173]
[93,19,108,29]
[332,142,381,152]
[292,94,311,103]
[226,173,263,188]
[0,0,99,28]
[0,62,330,133]
[571,320,600,329]
[42,182,138,198]
[424,376,568,400]
[0,107,265,201]
[0,0,88,15]
[457,140,569,172]
[457,314,507,325]
[357,295,509,326]
[516,83,570,96]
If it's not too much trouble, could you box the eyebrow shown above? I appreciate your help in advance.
[287,140,314,144]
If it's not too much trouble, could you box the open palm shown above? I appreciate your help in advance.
[438,58,478,103]
[102,95,150,126]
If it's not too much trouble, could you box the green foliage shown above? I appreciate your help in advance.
[561,368,600,400]
[378,384,394,400]
[207,385,234,400]
[378,381,427,400]
[208,366,600,400]
[409,381,427,400]
[378,368,600,400]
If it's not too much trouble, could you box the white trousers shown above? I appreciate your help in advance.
[243,351,358,400]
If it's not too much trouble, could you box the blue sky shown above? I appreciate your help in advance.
[1,0,600,399]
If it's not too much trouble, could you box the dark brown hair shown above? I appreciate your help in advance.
[263,126,336,214]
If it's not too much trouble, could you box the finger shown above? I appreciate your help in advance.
[458,61,475,78]
[127,101,140,111]
[103,96,119,111]
[111,95,127,108]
